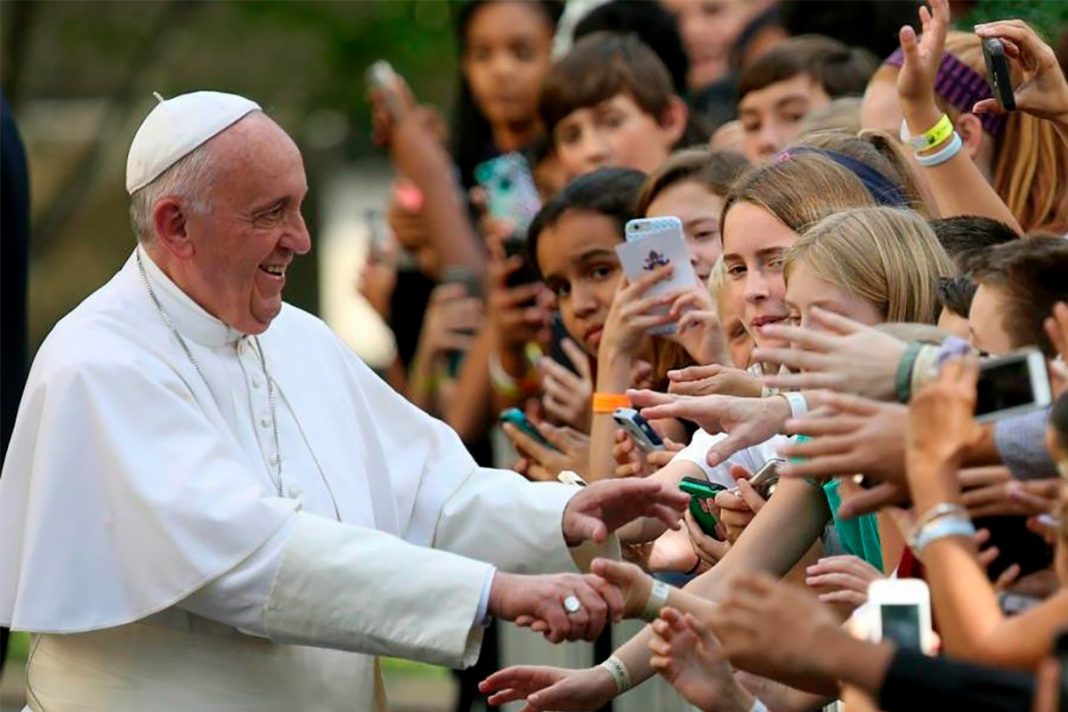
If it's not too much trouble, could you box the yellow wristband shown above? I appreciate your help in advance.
[900,114,954,151]
[592,392,631,414]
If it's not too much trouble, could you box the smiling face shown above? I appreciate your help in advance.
[645,179,724,282]
[785,259,885,329]
[535,209,624,356]
[158,114,311,334]
[721,201,798,348]
[553,93,681,180]
[462,1,554,128]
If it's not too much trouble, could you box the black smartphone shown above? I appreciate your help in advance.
[981,38,1016,112]
[502,237,539,289]
[975,349,1051,422]
[441,266,483,300]
[440,267,483,376]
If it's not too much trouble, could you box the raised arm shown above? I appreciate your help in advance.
[895,0,1022,232]
[905,357,1068,669]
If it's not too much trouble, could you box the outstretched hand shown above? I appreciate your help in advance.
[562,478,689,546]
[479,665,617,712]
[590,557,655,619]
[716,573,844,682]
[650,608,754,712]
[754,307,905,400]
[627,389,790,467]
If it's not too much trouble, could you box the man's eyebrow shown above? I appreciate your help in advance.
[773,94,811,110]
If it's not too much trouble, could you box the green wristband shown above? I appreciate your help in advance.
[896,342,922,403]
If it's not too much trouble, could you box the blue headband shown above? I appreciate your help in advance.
[777,148,911,208]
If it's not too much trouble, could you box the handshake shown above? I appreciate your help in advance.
[487,477,690,643]
[487,559,659,644]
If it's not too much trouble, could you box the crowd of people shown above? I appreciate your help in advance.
[360,0,1068,709]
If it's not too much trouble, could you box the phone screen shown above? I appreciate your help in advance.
[975,358,1034,417]
[880,604,922,649]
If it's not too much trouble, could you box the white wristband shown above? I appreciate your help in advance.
[750,699,770,712]
[780,391,808,419]
[488,351,520,396]
[641,579,671,622]
[599,655,632,694]
[915,131,963,167]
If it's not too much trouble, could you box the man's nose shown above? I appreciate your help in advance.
[284,214,312,255]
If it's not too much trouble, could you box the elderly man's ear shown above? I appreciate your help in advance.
[152,198,194,258]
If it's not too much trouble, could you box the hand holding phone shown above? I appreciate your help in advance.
[981,39,1016,112]
[679,476,727,539]
[615,217,700,336]
[612,407,664,453]
[866,578,935,654]
[502,237,539,289]
[732,458,783,499]
[366,60,404,118]
[474,153,541,235]
[500,408,560,452]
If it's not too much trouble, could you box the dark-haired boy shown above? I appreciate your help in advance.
[737,35,877,162]
[539,32,693,181]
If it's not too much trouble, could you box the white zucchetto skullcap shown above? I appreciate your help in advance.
[125,91,261,195]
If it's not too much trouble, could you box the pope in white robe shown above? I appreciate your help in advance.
[0,92,688,711]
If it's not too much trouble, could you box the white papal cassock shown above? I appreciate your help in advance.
[0,246,602,711]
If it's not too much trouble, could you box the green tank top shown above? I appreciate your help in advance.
[793,435,883,571]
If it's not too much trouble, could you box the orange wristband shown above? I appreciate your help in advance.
[592,392,631,414]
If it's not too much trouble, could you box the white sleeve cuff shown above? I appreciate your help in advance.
[476,567,496,626]
[263,512,491,668]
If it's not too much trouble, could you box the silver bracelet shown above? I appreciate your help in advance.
[599,655,632,694]
[641,579,671,622]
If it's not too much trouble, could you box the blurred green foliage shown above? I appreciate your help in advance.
[0,0,466,349]
[961,0,1068,37]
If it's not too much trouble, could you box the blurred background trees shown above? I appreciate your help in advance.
[1,0,460,349]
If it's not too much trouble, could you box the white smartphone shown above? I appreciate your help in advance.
[612,407,664,452]
[365,60,402,117]
[616,216,700,335]
[867,578,935,654]
[975,348,1052,422]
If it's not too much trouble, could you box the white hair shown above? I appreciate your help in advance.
[129,140,218,244]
